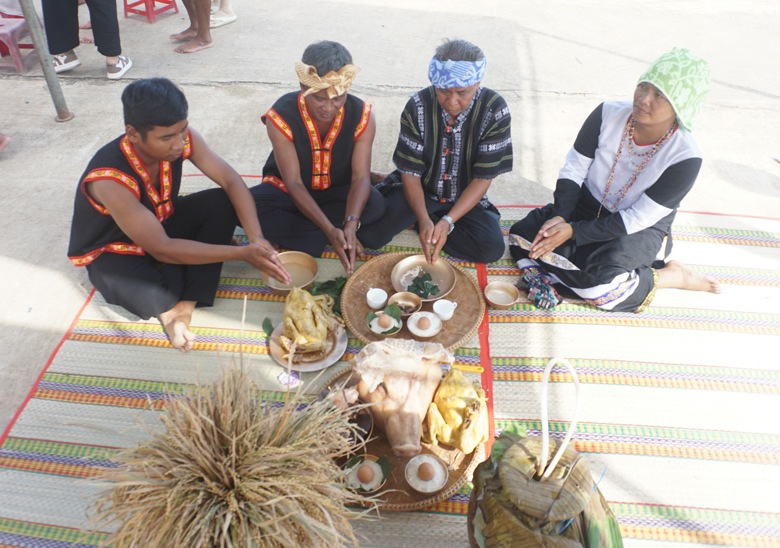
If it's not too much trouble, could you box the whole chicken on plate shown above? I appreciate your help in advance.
[280,287,342,359]
[424,368,489,455]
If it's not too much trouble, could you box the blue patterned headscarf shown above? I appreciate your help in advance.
[428,56,486,89]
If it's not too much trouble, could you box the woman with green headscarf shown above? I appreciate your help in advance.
[508,47,720,312]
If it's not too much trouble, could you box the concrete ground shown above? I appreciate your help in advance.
[0,0,778,434]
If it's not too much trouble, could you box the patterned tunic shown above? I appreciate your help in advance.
[260,92,372,192]
[67,132,192,266]
[391,86,513,205]
[509,101,703,312]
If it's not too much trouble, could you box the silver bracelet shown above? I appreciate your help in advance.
[441,214,455,234]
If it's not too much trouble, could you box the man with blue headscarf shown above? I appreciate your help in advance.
[361,39,513,264]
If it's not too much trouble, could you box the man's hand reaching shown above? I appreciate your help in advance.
[246,239,291,285]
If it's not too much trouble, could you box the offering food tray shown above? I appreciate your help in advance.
[341,252,485,351]
[323,368,485,512]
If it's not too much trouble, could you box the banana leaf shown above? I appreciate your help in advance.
[468,427,623,548]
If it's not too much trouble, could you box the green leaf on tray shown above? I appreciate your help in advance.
[311,276,347,316]
[262,317,274,338]
[366,304,403,334]
[407,272,440,298]
[344,455,364,470]
[383,303,402,321]
[377,455,391,479]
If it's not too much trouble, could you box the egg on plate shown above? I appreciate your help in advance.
[367,305,403,336]
[404,454,449,494]
[407,311,442,339]
[345,455,388,493]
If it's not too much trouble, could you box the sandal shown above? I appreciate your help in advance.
[210,13,237,28]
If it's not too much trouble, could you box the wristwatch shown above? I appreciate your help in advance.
[441,214,455,234]
[342,215,361,231]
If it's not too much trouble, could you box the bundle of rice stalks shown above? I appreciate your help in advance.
[93,365,377,547]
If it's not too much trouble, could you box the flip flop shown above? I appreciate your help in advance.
[210,13,237,28]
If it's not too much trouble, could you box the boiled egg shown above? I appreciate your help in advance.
[346,456,386,492]
[404,454,449,494]
[369,311,401,335]
[407,312,441,339]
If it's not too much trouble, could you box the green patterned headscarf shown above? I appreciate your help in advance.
[638,47,710,131]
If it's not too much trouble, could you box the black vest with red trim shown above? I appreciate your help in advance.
[260,92,371,192]
[67,133,192,266]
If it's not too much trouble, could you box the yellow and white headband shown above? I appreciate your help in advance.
[295,61,360,98]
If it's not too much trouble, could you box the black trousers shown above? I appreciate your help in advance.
[359,185,505,264]
[508,204,659,312]
[250,183,387,257]
[86,189,238,320]
[41,0,121,57]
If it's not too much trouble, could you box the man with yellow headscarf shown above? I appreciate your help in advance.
[249,41,385,275]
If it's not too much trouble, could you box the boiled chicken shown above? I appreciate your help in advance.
[424,367,489,455]
[353,339,452,458]
[280,287,341,357]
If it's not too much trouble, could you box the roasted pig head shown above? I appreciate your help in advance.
[353,339,453,458]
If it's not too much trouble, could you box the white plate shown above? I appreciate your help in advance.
[268,321,348,373]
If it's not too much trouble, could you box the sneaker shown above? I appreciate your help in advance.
[106,55,132,80]
[52,51,81,73]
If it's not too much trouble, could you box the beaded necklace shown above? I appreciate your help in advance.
[597,116,678,218]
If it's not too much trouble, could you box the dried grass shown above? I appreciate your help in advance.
[92,362,377,547]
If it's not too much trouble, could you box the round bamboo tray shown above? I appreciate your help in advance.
[324,367,485,512]
[341,252,485,352]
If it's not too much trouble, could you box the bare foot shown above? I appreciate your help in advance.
[175,38,214,54]
[657,260,721,293]
[170,28,198,41]
[80,27,94,44]
[159,301,197,352]
[0,132,9,153]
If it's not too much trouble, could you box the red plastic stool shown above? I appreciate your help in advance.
[0,18,36,73]
[124,0,178,24]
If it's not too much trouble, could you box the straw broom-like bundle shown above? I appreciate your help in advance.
[92,364,377,547]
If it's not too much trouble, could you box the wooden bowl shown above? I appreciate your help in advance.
[263,251,318,294]
[390,255,457,302]
[484,281,521,310]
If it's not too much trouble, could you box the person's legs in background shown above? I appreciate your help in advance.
[210,0,236,28]
[85,0,132,79]
[172,0,213,53]
[41,0,81,73]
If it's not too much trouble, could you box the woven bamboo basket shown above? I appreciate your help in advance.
[323,366,485,512]
[341,252,485,352]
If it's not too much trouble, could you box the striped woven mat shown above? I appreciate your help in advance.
[1,201,779,547]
